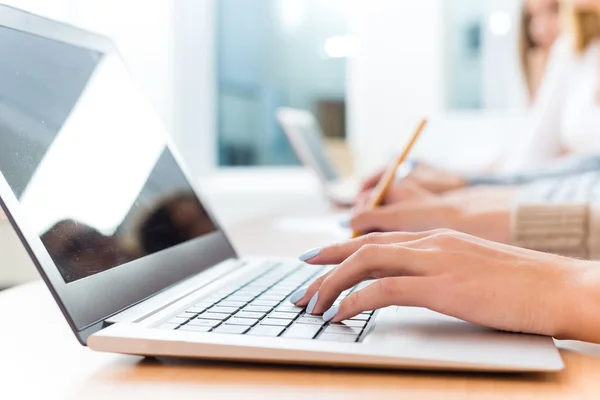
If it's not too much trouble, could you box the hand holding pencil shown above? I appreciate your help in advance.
[352,118,428,238]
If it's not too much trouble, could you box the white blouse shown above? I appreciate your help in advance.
[501,37,600,172]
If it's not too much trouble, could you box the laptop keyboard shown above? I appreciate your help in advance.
[155,261,375,343]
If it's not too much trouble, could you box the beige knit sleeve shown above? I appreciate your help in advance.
[511,203,600,259]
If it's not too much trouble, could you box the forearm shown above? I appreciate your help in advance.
[466,155,600,187]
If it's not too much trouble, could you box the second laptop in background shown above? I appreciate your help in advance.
[276,108,359,206]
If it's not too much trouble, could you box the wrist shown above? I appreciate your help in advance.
[454,206,511,243]
[554,261,600,342]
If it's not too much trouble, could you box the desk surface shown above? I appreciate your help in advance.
[3,171,600,399]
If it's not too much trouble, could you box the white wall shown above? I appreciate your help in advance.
[172,0,217,174]
[1,0,69,19]
[347,0,446,176]
[65,0,176,131]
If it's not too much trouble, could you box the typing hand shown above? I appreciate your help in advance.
[291,230,592,341]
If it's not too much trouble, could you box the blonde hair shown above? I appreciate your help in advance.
[519,4,537,98]
[519,0,558,101]
[571,9,600,54]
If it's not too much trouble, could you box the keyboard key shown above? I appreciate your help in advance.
[167,316,190,325]
[349,314,370,321]
[244,282,271,293]
[209,306,239,314]
[212,325,250,335]
[178,325,213,333]
[199,312,231,321]
[187,319,221,328]
[261,318,292,327]
[269,312,299,320]
[156,323,180,330]
[177,312,197,319]
[228,295,256,302]
[235,311,266,319]
[257,295,286,301]
[195,302,217,309]
[248,325,285,337]
[236,291,259,297]
[244,305,273,313]
[276,305,304,313]
[252,300,280,307]
[340,320,367,328]
[318,333,358,343]
[265,289,293,295]
[226,317,259,326]
[325,325,362,335]
[218,301,247,308]
[186,306,209,313]
[297,316,326,325]
[282,324,321,339]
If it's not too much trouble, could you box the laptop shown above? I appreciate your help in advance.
[0,6,563,372]
[276,108,359,206]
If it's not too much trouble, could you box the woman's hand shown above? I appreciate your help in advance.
[292,230,600,343]
[356,163,468,206]
[354,179,434,210]
[350,185,518,244]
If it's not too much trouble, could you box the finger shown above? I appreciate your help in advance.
[309,244,433,315]
[290,270,331,307]
[360,171,384,191]
[353,191,371,209]
[326,277,434,323]
[301,230,454,265]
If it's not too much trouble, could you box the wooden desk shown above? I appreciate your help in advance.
[3,265,600,399]
[3,172,600,399]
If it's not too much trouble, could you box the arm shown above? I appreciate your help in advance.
[466,154,600,186]
[355,149,600,204]
[349,172,600,260]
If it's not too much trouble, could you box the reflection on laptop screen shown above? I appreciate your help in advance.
[0,27,217,283]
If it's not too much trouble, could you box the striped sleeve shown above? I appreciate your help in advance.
[512,172,600,259]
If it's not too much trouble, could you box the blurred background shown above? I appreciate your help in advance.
[2,0,529,174]
[0,0,536,287]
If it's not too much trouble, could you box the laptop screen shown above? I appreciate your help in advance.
[297,122,339,183]
[0,26,218,283]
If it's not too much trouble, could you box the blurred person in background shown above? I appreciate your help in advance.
[520,0,561,103]
[358,0,600,200]
[501,0,600,171]
[364,0,600,189]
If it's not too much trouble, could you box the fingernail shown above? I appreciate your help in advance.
[339,218,350,228]
[289,287,308,304]
[299,248,322,262]
[306,292,319,314]
[323,305,340,322]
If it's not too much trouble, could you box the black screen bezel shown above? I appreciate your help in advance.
[0,5,237,344]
